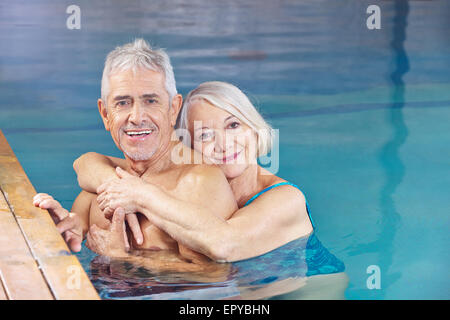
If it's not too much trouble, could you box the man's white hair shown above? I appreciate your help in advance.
[101,38,177,104]
[177,81,273,157]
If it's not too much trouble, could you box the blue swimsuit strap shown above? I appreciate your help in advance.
[243,181,315,229]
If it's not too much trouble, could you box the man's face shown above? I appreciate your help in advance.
[98,68,179,162]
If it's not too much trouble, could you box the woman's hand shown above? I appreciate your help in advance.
[96,167,146,246]
[86,207,129,258]
[96,167,146,217]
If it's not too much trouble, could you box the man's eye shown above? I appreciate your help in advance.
[117,100,130,107]
[146,99,157,104]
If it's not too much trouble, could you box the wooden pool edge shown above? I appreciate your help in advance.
[0,129,99,300]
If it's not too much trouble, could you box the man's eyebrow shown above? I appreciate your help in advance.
[113,95,132,101]
[141,93,160,99]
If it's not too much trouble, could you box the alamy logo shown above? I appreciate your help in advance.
[66,265,81,290]
[66,5,81,30]
[367,5,381,30]
[366,265,381,289]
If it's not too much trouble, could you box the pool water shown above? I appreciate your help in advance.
[77,233,346,300]
[1,0,449,299]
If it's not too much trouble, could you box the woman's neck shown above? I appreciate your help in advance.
[228,164,261,207]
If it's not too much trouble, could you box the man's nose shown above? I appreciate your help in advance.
[129,101,144,125]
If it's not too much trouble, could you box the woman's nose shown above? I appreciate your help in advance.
[213,131,235,154]
[213,131,225,153]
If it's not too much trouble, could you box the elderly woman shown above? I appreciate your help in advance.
[74,81,314,262]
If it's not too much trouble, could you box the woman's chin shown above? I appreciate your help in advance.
[221,163,247,179]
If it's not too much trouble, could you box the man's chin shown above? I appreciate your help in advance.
[121,148,155,162]
[124,152,154,162]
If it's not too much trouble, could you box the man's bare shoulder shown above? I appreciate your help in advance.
[176,163,237,218]
[178,163,227,187]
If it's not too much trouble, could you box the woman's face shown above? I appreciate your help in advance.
[187,99,258,179]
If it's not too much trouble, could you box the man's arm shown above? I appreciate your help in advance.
[71,190,95,237]
[33,191,94,252]
[73,152,127,193]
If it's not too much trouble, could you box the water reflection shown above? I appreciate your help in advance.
[87,233,347,300]
[348,0,409,298]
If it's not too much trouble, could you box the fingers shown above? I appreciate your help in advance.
[103,207,115,219]
[65,232,82,252]
[111,207,126,234]
[85,228,96,252]
[68,237,82,252]
[97,195,108,211]
[96,182,107,195]
[33,193,68,221]
[97,194,114,218]
[56,217,76,234]
[33,193,51,206]
[56,213,82,236]
[116,166,140,178]
[33,193,58,209]
[97,192,106,204]
[123,220,130,252]
[116,166,133,178]
[126,213,143,245]
[86,224,102,253]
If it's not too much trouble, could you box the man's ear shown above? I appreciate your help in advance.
[98,98,110,131]
[169,94,183,127]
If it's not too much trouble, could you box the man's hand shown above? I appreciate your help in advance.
[86,207,129,258]
[33,193,83,252]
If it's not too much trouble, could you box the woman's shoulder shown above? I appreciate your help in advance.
[257,167,289,190]
[255,169,306,204]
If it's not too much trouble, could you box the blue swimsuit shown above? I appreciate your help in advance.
[243,181,315,229]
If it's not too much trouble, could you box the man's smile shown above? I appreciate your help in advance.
[123,129,155,141]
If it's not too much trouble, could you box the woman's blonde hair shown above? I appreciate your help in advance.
[177,81,273,157]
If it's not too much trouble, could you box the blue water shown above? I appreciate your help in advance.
[77,233,345,300]
[1,0,449,299]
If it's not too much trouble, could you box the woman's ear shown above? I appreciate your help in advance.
[98,98,110,131]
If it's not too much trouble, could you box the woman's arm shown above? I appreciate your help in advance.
[97,168,313,262]
[138,184,312,262]
[73,152,127,193]
[96,166,238,260]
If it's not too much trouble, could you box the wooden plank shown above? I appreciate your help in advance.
[0,130,99,300]
[0,191,53,299]
[0,276,8,300]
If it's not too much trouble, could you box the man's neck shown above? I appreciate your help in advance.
[125,140,178,176]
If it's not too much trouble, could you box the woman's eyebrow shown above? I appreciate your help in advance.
[224,115,237,122]
[194,126,210,131]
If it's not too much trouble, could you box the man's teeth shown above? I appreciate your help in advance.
[126,130,153,136]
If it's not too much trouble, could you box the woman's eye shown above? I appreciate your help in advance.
[227,121,240,129]
[199,132,213,141]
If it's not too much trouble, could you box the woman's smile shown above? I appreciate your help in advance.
[220,149,243,164]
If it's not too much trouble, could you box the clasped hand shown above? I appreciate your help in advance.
[96,167,147,247]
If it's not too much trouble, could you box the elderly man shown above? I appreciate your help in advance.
[33,39,237,263]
